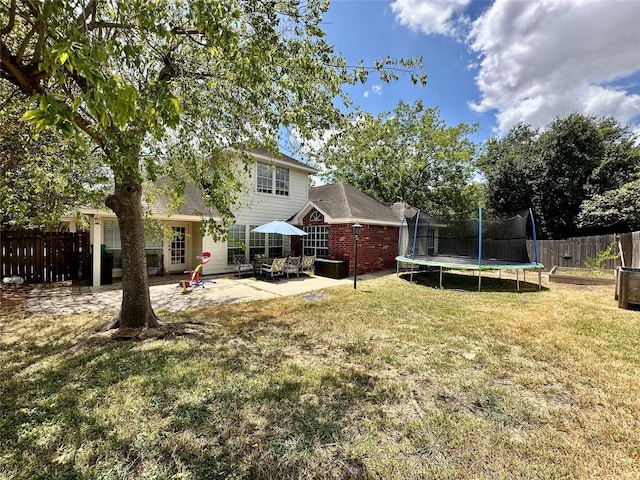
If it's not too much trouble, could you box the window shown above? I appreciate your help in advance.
[269,233,283,258]
[309,211,323,222]
[256,162,289,196]
[227,225,246,264]
[256,163,272,193]
[170,226,186,265]
[103,220,121,250]
[303,225,328,258]
[249,226,266,260]
[275,166,289,196]
[103,220,122,267]
[104,219,164,268]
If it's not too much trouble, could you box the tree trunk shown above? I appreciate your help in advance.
[105,172,160,329]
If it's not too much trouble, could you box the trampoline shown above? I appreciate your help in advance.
[396,208,544,291]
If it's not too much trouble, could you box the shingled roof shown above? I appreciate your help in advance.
[142,178,221,219]
[252,147,318,174]
[299,183,399,225]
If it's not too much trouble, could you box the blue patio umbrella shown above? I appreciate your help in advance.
[251,220,308,236]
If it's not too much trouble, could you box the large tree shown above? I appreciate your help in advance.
[479,122,540,216]
[479,113,640,238]
[1,0,425,331]
[315,99,480,218]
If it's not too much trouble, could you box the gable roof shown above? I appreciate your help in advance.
[252,147,319,174]
[290,183,400,226]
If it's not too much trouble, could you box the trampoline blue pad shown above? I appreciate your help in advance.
[396,255,544,271]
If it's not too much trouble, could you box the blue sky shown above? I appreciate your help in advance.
[312,0,640,146]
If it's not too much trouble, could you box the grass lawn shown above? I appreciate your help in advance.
[1,273,639,479]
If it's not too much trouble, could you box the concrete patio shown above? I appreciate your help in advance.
[26,272,385,316]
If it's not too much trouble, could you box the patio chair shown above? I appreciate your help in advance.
[284,256,301,279]
[233,254,254,278]
[261,257,286,280]
[300,255,316,275]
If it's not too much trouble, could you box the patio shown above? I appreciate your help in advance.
[25,272,379,316]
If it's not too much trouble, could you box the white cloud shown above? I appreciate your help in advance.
[468,0,640,134]
[364,84,383,98]
[391,0,472,37]
[392,0,640,135]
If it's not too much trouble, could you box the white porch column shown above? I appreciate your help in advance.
[92,216,103,287]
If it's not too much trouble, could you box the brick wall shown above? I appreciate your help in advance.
[301,208,399,275]
[329,224,399,275]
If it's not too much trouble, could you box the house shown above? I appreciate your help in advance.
[289,183,401,276]
[62,148,318,286]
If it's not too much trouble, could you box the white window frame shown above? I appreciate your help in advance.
[303,225,329,258]
[256,163,273,194]
[309,211,323,222]
[227,225,246,264]
[275,166,289,196]
[256,162,289,197]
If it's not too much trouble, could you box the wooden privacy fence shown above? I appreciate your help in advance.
[1,230,90,283]
[527,232,637,271]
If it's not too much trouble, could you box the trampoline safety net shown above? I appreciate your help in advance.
[405,209,535,265]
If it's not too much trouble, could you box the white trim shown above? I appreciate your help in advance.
[289,201,401,227]
[64,208,207,223]
[328,217,401,227]
[252,151,318,174]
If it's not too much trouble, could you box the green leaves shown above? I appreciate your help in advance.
[3,96,109,229]
[21,95,75,137]
[315,100,479,218]
[4,0,427,230]
[480,114,640,237]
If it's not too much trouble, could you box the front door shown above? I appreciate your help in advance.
[169,225,189,273]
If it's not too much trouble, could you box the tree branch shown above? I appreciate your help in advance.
[87,21,136,31]
[75,0,96,32]
[0,0,16,35]
[0,87,21,110]
[29,0,47,64]
[16,24,37,63]
[0,41,46,94]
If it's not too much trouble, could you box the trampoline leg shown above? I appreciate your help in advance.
[410,263,415,283]
[538,270,542,290]
[524,270,527,283]
[439,266,443,289]
[516,270,520,292]
[478,272,482,292]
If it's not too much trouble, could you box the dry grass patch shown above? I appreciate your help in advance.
[1,274,639,479]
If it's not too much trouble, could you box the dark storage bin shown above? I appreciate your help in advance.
[315,258,348,279]
[101,252,113,285]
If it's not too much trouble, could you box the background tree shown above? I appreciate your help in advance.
[533,114,604,238]
[479,122,539,216]
[316,99,479,218]
[479,113,640,239]
[578,179,640,232]
[1,0,425,331]
[1,90,109,229]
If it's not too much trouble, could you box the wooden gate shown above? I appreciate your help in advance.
[1,230,90,283]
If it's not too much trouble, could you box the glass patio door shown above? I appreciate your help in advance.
[170,226,188,272]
